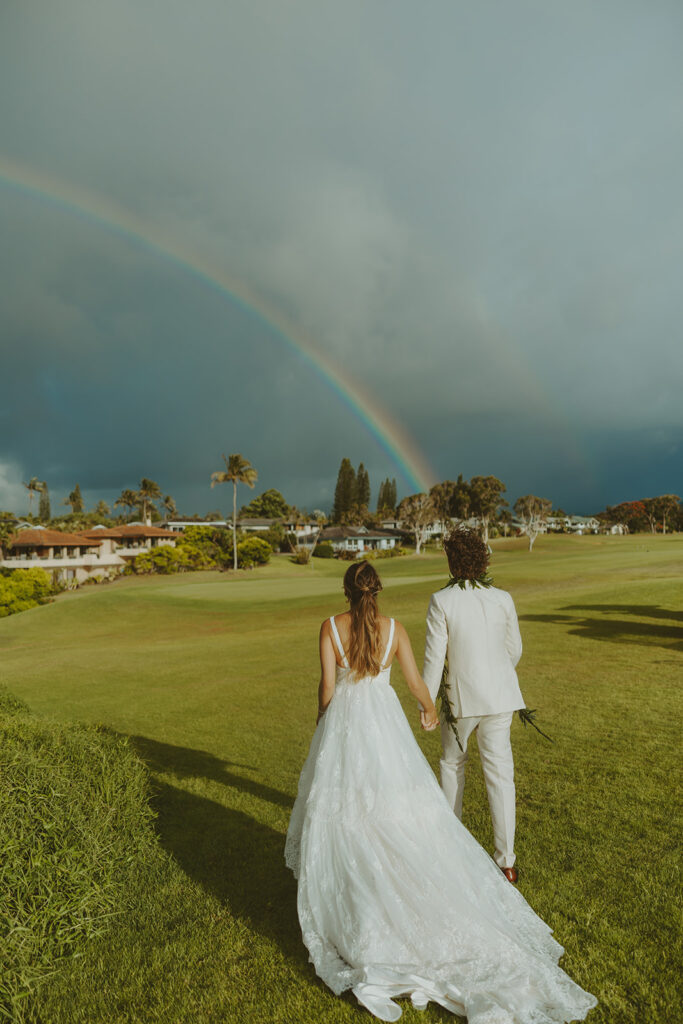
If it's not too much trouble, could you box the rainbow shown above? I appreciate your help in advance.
[0,154,438,493]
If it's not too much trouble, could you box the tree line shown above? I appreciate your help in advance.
[597,495,681,534]
[10,460,682,553]
[327,459,682,551]
[15,478,179,529]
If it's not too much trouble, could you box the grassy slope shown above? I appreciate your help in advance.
[2,535,681,1024]
[0,693,160,1022]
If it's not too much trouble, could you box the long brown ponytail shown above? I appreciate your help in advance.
[343,561,384,678]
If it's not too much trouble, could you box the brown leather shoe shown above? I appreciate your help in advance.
[501,867,518,883]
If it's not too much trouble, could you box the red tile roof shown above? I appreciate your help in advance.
[10,529,102,548]
[77,528,123,538]
[112,524,177,538]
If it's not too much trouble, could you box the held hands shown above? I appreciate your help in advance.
[419,705,439,731]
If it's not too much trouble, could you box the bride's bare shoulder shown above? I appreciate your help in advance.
[320,611,350,631]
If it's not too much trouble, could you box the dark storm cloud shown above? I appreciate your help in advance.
[1,0,681,514]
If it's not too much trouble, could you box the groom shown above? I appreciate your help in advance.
[422,528,525,883]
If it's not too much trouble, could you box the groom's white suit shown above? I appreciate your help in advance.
[423,582,525,869]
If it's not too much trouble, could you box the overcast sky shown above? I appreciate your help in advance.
[1,0,681,517]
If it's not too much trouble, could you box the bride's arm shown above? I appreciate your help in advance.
[394,622,438,730]
[317,621,337,723]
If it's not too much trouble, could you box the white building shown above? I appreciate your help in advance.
[542,515,601,535]
[238,516,321,539]
[238,517,277,533]
[381,516,468,540]
[164,520,228,533]
[319,525,402,556]
[567,515,600,534]
[165,516,321,539]
[2,524,177,584]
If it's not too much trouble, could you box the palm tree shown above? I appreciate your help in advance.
[211,454,258,570]
[162,494,178,521]
[114,488,139,522]
[23,477,41,518]
[137,478,163,524]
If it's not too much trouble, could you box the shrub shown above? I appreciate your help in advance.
[290,547,312,564]
[178,525,219,547]
[0,690,158,1021]
[177,542,216,571]
[257,525,284,552]
[374,546,406,559]
[130,549,164,575]
[313,542,335,559]
[80,574,102,585]
[336,549,359,561]
[177,527,231,560]
[131,544,215,575]
[0,569,53,617]
[176,527,250,569]
[236,536,271,569]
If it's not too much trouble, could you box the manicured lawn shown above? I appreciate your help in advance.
[2,534,681,1023]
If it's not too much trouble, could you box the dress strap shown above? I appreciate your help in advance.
[329,616,349,668]
[380,618,395,669]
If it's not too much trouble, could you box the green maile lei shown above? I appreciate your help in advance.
[436,575,553,749]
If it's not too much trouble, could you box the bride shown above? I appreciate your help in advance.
[285,560,597,1023]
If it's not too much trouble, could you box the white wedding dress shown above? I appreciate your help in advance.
[285,617,597,1023]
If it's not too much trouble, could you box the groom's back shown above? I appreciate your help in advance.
[423,583,524,717]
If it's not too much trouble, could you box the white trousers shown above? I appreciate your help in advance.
[440,711,516,869]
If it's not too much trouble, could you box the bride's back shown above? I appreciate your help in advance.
[329,611,396,672]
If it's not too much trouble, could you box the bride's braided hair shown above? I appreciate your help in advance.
[343,560,384,679]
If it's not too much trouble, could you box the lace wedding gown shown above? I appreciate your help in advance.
[285,617,597,1023]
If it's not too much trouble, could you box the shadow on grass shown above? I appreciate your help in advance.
[150,779,309,967]
[118,734,332,989]
[563,603,683,622]
[127,733,294,809]
[520,603,683,651]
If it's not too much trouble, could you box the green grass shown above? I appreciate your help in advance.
[1,534,681,1023]
[0,689,161,1022]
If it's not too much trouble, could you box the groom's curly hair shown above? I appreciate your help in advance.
[443,528,489,580]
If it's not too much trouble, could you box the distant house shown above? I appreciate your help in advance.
[79,523,177,556]
[164,517,321,539]
[380,517,403,532]
[319,525,402,556]
[238,517,277,533]
[2,523,177,583]
[238,516,321,540]
[3,527,106,584]
[539,515,601,535]
[382,516,466,540]
[164,520,229,533]
[566,515,600,535]
[281,517,320,539]
[599,522,627,536]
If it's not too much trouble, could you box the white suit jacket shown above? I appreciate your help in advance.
[423,582,525,718]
